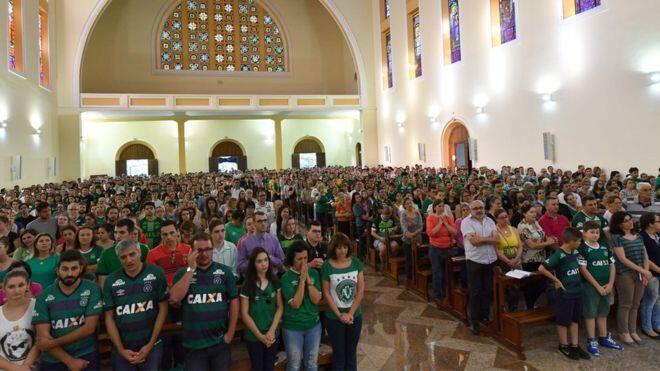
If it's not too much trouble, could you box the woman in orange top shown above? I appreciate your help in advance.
[334,193,353,237]
[426,199,457,300]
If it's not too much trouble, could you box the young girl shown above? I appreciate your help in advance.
[55,225,77,254]
[26,234,59,288]
[240,247,283,371]
[0,270,39,369]
[321,233,365,371]
[76,227,103,281]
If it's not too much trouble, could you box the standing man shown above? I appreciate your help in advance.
[33,250,103,370]
[103,239,169,370]
[461,200,499,335]
[237,212,285,275]
[210,219,238,277]
[97,219,151,287]
[147,221,191,287]
[254,191,275,226]
[169,233,239,370]
[305,221,327,272]
[571,196,609,246]
[539,197,570,248]
[139,202,163,248]
[26,202,57,239]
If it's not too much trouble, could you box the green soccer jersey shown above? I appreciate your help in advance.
[97,243,151,276]
[315,194,332,214]
[372,217,395,238]
[103,264,169,351]
[32,280,103,363]
[278,234,303,255]
[81,245,103,280]
[542,248,583,297]
[571,212,609,246]
[321,258,363,320]
[27,255,60,288]
[173,262,238,350]
[281,269,321,331]
[578,242,614,286]
[225,222,245,246]
[139,218,163,248]
[239,281,280,342]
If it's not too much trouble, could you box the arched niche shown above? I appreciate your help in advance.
[208,139,248,172]
[291,136,325,169]
[441,120,471,170]
[115,141,158,176]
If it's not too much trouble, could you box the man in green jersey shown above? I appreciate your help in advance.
[170,233,239,371]
[97,219,151,287]
[571,196,610,246]
[33,250,104,370]
[139,202,163,248]
[103,239,169,370]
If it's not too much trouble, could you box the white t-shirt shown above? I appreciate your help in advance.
[0,299,35,365]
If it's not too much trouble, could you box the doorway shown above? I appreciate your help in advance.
[355,142,362,167]
[442,120,471,170]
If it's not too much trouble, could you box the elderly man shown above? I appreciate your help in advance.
[461,200,499,335]
[539,197,570,247]
[103,239,169,371]
[627,182,660,220]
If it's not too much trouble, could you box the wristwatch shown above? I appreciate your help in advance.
[186,267,194,273]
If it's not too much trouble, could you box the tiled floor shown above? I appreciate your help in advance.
[355,267,660,370]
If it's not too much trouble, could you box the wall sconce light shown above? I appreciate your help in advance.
[0,121,7,128]
[650,72,660,84]
[35,128,41,135]
[395,111,406,128]
[541,93,553,102]
[476,106,485,114]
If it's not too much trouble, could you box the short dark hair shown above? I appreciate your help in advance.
[562,227,582,243]
[328,233,353,260]
[142,201,155,209]
[209,218,225,233]
[105,206,119,217]
[58,249,87,269]
[3,270,29,287]
[160,220,178,232]
[192,232,211,246]
[36,202,49,212]
[582,195,596,205]
[231,209,245,222]
[307,220,322,230]
[9,260,31,278]
[640,212,658,231]
[116,218,135,233]
[582,221,601,233]
[286,240,308,267]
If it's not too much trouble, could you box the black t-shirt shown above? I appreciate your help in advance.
[641,231,660,277]
[305,241,328,263]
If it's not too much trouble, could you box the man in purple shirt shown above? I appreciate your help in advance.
[237,211,285,274]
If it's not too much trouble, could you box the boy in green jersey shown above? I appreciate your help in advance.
[33,250,103,370]
[577,221,623,356]
[103,239,169,370]
[539,228,591,361]
[170,232,239,371]
[139,202,163,248]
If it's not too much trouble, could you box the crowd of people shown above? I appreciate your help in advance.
[0,164,657,369]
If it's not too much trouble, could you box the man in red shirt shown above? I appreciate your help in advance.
[147,220,191,286]
[539,197,570,247]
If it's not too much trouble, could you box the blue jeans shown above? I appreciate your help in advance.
[326,315,362,371]
[641,276,660,331]
[40,352,99,371]
[111,342,163,371]
[283,323,321,371]
[246,339,278,371]
[184,342,231,371]
[429,247,457,299]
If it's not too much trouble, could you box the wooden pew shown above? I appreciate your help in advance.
[383,230,405,284]
[436,255,469,323]
[411,237,431,301]
[491,268,554,360]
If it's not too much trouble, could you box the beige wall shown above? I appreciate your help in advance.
[0,0,59,188]
[375,0,660,173]
[81,0,357,95]
[281,118,359,169]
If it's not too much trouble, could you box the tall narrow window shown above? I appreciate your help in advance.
[563,0,601,18]
[407,0,422,79]
[38,0,50,86]
[385,31,393,88]
[442,0,461,64]
[491,0,516,46]
[380,0,392,89]
[8,0,23,73]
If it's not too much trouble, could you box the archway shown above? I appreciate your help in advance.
[115,141,158,176]
[441,120,471,170]
[355,142,362,167]
[292,136,325,169]
[209,139,248,172]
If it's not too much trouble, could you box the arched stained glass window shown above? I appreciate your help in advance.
[8,0,24,73]
[157,0,288,73]
[575,0,600,14]
[491,0,516,47]
[442,0,461,64]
